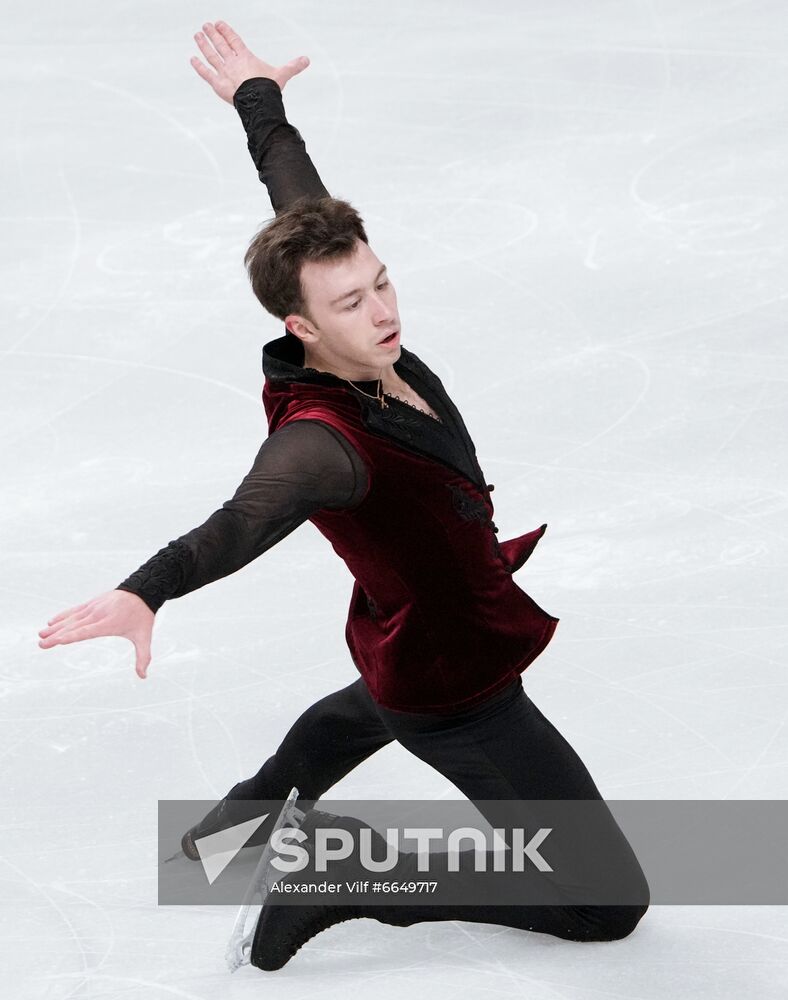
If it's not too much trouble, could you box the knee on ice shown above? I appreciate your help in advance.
[586,901,650,941]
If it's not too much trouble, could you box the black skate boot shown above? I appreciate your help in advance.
[225,787,307,972]
[249,811,415,972]
[181,783,265,861]
[181,780,314,862]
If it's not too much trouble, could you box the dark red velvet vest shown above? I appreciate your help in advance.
[262,337,559,713]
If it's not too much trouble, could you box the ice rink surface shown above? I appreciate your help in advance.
[3,0,787,996]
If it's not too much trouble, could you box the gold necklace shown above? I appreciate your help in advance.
[338,375,444,424]
[339,375,389,409]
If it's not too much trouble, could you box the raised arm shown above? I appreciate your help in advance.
[233,77,329,213]
[36,24,357,679]
[189,21,329,212]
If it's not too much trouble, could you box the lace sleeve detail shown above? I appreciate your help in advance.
[232,77,330,213]
[114,421,367,613]
[116,538,194,614]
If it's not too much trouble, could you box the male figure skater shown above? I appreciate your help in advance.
[38,21,649,971]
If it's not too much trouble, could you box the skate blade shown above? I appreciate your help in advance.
[224,786,305,972]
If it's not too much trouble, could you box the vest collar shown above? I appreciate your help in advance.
[263,329,414,389]
[262,330,487,489]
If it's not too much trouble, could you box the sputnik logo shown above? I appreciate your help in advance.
[193,813,269,885]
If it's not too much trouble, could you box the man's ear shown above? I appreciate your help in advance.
[285,314,317,342]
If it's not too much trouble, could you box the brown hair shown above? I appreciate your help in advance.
[243,195,369,325]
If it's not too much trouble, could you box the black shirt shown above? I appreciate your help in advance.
[115,78,446,613]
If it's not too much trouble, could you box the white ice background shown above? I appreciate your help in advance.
[2,1,787,997]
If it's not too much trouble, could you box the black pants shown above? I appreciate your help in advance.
[229,674,649,942]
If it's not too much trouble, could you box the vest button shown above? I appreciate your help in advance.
[486,483,495,492]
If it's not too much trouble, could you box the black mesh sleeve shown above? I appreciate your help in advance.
[115,420,368,613]
[232,76,330,214]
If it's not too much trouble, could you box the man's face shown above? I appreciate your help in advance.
[286,239,401,377]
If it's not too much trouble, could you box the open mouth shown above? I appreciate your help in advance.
[378,330,399,345]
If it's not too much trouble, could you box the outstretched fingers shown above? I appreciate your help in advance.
[201,22,233,61]
[214,20,247,54]
[189,55,216,83]
[193,29,223,72]
[38,619,107,648]
[44,601,92,627]
[39,607,94,639]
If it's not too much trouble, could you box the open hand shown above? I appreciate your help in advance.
[190,20,310,104]
[38,590,156,679]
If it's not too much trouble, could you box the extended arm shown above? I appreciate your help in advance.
[233,78,329,213]
[189,21,328,212]
[121,25,348,612]
[37,24,355,679]
[115,420,366,613]
[38,421,368,678]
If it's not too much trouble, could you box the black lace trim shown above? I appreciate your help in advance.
[373,402,424,442]
[232,77,285,133]
[266,337,486,489]
[383,392,443,424]
[298,369,443,424]
[115,538,194,614]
